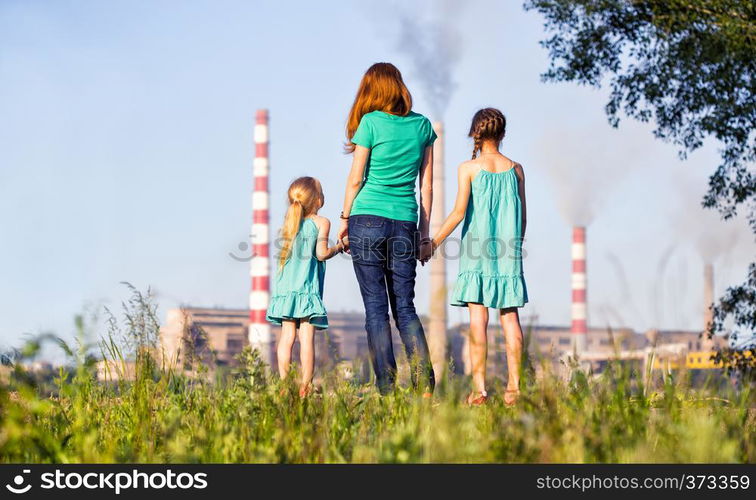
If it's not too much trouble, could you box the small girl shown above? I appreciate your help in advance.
[266,176,343,397]
[430,108,528,406]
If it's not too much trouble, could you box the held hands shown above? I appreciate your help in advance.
[417,238,434,265]
[337,219,350,254]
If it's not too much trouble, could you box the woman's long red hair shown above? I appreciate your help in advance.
[345,62,412,152]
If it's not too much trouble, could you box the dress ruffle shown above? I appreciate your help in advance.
[451,271,528,309]
[266,291,328,329]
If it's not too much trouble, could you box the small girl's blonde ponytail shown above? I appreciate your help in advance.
[278,177,324,270]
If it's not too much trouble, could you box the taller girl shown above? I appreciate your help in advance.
[338,63,436,395]
[431,108,528,406]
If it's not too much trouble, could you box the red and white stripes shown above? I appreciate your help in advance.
[571,226,587,353]
[249,109,272,359]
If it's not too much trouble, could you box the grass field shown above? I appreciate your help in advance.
[0,288,754,464]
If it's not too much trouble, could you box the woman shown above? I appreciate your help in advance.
[338,62,436,395]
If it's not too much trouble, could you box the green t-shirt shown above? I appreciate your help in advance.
[350,110,437,223]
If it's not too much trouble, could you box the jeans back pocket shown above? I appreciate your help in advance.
[349,216,387,265]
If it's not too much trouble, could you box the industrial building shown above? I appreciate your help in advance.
[158,306,724,380]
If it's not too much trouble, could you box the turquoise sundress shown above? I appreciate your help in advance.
[451,168,528,309]
[266,218,328,329]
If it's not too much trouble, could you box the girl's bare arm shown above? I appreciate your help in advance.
[315,217,343,261]
[432,163,473,249]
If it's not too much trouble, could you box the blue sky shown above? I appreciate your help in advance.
[1,0,752,352]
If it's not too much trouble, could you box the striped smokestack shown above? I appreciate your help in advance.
[249,109,272,363]
[428,121,447,377]
[571,226,587,353]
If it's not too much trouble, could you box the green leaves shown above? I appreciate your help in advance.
[525,0,755,224]
[525,0,756,367]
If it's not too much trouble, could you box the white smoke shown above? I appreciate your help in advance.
[368,0,465,119]
[670,177,745,263]
[533,124,638,226]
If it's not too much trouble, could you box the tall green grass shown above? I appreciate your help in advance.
[0,287,753,463]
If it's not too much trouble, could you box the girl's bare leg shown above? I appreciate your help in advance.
[277,320,297,379]
[298,320,315,392]
[499,307,524,404]
[468,303,489,396]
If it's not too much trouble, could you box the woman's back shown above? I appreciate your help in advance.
[350,110,436,223]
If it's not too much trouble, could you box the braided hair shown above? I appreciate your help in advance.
[468,108,506,160]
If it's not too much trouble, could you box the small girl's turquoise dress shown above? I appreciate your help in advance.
[451,168,528,308]
[266,218,328,329]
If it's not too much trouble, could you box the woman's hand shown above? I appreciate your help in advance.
[337,219,350,253]
[418,238,433,265]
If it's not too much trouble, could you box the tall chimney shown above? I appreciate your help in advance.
[702,262,715,351]
[249,109,272,363]
[428,121,447,377]
[571,226,587,353]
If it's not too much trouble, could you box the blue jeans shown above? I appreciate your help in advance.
[348,214,435,394]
